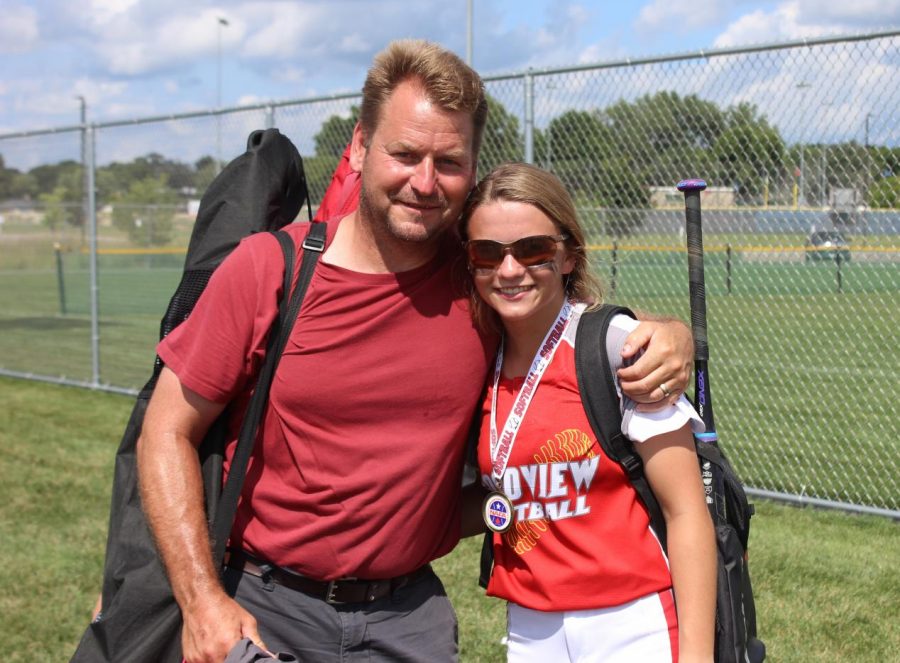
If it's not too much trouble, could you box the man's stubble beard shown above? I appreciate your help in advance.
[357,178,454,247]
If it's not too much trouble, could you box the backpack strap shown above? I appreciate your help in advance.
[574,304,668,552]
[462,382,495,589]
[210,222,327,565]
[478,526,493,590]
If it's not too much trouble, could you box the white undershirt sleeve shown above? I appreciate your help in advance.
[604,314,705,443]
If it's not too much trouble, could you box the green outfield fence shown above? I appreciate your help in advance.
[1,31,898,517]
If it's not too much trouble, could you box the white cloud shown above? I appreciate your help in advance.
[633,0,900,50]
[237,94,264,106]
[91,8,246,76]
[72,77,129,102]
[795,0,900,28]
[635,0,727,34]
[242,3,326,58]
[7,76,132,126]
[0,3,40,54]
[237,2,418,62]
[713,1,900,47]
[338,33,372,54]
[272,66,308,85]
[577,43,618,65]
[2,0,896,141]
[475,1,597,73]
[102,100,157,119]
[713,3,824,46]
[88,0,140,26]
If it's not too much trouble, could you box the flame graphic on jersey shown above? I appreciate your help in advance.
[505,428,596,555]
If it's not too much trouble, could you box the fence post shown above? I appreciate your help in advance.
[726,243,732,295]
[265,104,275,129]
[86,124,101,387]
[610,240,618,299]
[836,251,843,293]
[524,69,534,164]
[54,243,67,315]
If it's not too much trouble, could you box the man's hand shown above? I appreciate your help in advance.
[182,590,264,663]
[618,318,693,408]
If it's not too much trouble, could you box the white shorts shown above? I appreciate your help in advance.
[506,590,678,663]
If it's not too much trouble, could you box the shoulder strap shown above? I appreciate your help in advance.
[210,222,327,565]
[574,304,668,552]
[478,528,493,590]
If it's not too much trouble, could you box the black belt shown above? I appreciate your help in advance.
[226,550,432,605]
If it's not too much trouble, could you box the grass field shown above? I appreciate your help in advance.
[0,376,897,662]
[2,234,897,511]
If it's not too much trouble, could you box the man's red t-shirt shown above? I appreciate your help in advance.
[158,219,493,580]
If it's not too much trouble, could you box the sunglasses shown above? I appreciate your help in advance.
[465,234,569,273]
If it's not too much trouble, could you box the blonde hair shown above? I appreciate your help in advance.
[359,39,488,154]
[459,162,604,334]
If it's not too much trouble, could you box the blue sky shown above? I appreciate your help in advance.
[1,0,898,136]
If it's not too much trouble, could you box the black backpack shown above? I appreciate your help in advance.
[476,304,765,663]
[575,304,765,663]
[71,128,325,663]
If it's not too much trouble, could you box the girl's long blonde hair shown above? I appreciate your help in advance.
[459,162,604,334]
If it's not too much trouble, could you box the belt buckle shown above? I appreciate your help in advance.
[325,580,340,604]
[325,577,356,604]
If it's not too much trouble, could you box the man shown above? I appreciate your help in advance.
[138,39,693,663]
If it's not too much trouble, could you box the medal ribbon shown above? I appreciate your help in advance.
[489,299,574,490]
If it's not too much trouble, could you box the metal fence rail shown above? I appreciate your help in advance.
[1,31,898,517]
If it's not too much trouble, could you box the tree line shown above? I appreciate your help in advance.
[1,91,897,245]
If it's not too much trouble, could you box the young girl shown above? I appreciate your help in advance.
[460,163,716,663]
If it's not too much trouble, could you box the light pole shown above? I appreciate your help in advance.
[216,16,229,174]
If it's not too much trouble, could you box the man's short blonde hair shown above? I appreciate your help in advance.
[359,39,488,155]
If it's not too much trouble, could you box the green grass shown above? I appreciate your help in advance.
[1,246,899,507]
[585,231,900,250]
[0,377,129,659]
[596,253,900,511]
[0,266,178,388]
[1,376,897,662]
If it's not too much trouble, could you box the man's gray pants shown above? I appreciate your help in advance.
[222,565,459,662]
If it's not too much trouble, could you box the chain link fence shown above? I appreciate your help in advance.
[1,31,897,516]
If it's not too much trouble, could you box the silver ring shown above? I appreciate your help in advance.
[659,382,672,398]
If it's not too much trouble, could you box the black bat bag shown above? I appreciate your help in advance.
[71,128,309,663]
